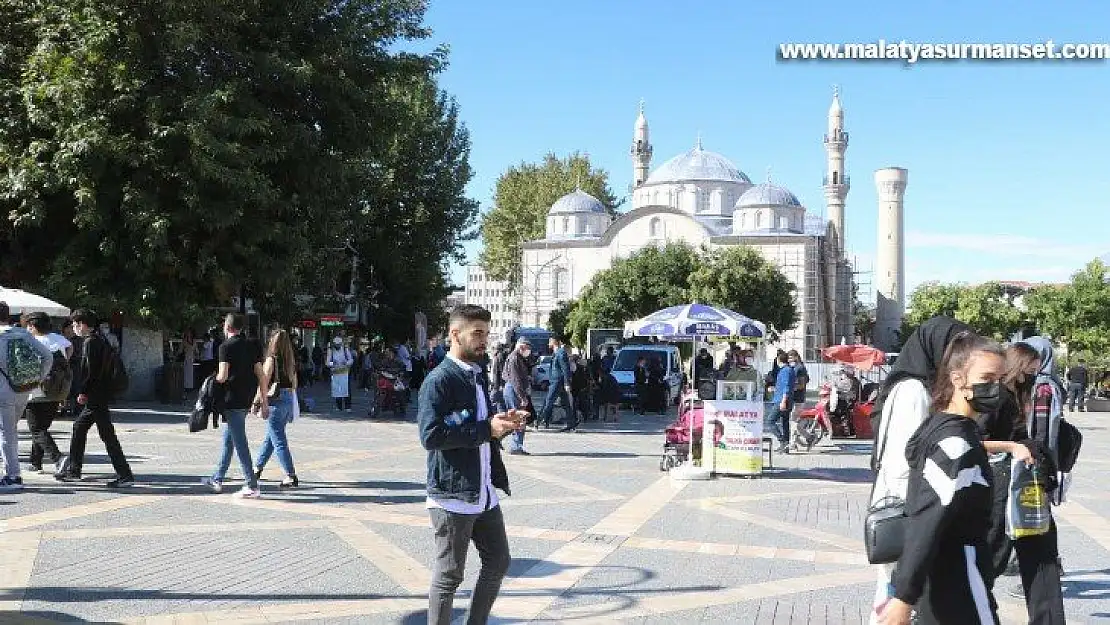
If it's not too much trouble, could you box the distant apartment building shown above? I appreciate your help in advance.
[442,288,466,314]
[464,264,517,332]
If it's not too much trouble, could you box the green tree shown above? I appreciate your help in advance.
[0,0,464,331]
[905,282,963,328]
[687,246,798,337]
[904,281,1025,341]
[1027,260,1110,355]
[546,299,576,342]
[478,153,619,288]
[565,243,700,346]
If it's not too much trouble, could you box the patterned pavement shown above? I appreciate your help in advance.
[0,385,1106,624]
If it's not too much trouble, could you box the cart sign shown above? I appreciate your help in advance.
[297,320,318,329]
[703,381,764,476]
[320,316,344,327]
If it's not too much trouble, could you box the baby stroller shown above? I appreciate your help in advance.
[373,371,407,417]
[660,393,725,471]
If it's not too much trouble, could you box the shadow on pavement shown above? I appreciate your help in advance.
[764,467,876,484]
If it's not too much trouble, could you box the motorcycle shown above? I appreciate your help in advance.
[372,371,408,417]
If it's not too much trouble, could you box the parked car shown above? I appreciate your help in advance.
[531,355,554,391]
[610,344,683,406]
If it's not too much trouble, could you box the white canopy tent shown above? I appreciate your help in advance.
[0,287,71,318]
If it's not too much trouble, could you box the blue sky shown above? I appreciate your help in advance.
[421,0,1110,299]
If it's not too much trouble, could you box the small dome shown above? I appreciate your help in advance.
[549,188,606,215]
[736,183,802,208]
[645,141,751,185]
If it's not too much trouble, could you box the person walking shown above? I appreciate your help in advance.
[867,316,971,623]
[633,356,649,415]
[0,303,53,492]
[768,351,796,454]
[54,309,133,488]
[538,337,573,431]
[502,338,533,455]
[201,313,264,498]
[879,331,1003,625]
[327,337,354,411]
[252,327,300,489]
[199,331,216,382]
[418,305,522,625]
[23,312,72,475]
[1066,358,1088,413]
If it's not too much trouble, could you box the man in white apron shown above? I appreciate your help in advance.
[328,337,354,411]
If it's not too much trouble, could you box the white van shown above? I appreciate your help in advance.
[610,344,683,406]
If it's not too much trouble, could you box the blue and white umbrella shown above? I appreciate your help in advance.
[623,303,766,340]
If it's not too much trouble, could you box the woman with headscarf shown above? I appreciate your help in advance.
[327,337,354,411]
[868,315,971,624]
[1007,336,1067,625]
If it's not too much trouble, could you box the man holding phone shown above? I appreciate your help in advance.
[418,305,525,625]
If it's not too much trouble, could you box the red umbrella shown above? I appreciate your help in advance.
[821,344,887,371]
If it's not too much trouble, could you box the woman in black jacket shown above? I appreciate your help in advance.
[880,331,1003,625]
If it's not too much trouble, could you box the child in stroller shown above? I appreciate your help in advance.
[660,393,725,471]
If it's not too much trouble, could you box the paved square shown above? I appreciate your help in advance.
[0,388,1106,624]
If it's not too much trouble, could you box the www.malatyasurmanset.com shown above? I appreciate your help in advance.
[778,40,1110,63]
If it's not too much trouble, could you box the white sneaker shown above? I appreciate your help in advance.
[201,477,223,493]
[234,486,261,499]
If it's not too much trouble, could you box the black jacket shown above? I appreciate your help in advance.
[191,374,224,431]
[418,357,510,504]
[893,412,996,620]
[76,333,111,404]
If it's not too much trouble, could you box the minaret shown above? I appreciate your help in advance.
[875,167,909,352]
[631,99,653,188]
[823,86,850,253]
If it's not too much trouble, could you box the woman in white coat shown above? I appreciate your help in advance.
[327,337,354,411]
[868,316,971,624]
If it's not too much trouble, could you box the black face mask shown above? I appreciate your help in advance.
[968,381,1002,414]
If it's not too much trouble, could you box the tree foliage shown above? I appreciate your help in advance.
[562,243,798,347]
[0,0,474,335]
[687,246,799,337]
[904,281,1024,341]
[478,153,619,288]
[546,299,575,341]
[1026,260,1110,355]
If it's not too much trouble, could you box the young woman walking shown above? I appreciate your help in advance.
[252,328,299,488]
[879,331,1003,625]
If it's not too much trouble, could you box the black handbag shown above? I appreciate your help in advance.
[864,402,908,564]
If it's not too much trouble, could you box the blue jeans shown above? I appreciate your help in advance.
[213,408,258,489]
[766,402,792,446]
[540,380,573,427]
[504,382,525,451]
[255,389,296,477]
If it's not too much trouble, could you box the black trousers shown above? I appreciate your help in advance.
[66,403,133,480]
[428,505,510,625]
[26,401,63,467]
[1016,521,1066,625]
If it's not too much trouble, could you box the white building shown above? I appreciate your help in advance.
[517,90,905,360]
[463,266,516,332]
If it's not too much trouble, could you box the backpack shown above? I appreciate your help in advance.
[103,343,129,397]
[0,328,48,392]
[39,350,73,402]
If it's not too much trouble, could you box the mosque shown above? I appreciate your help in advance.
[499,89,908,358]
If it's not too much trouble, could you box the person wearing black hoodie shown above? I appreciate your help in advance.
[879,331,1003,625]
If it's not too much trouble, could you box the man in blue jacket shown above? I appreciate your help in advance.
[769,350,797,454]
[538,336,575,432]
[418,305,525,625]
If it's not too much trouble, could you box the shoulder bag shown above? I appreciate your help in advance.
[864,400,908,564]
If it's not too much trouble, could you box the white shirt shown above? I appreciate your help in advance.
[201,340,215,361]
[870,378,931,506]
[35,332,72,356]
[396,344,413,372]
[426,354,498,515]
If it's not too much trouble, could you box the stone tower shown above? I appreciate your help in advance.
[823,86,850,253]
[631,100,653,188]
[875,167,909,352]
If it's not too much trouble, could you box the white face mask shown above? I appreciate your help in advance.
[743,357,754,366]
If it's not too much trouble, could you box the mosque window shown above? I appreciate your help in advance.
[740,212,748,230]
[561,217,569,234]
[649,217,663,238]
[576,217,585,235]
[756,211,765,229]
[779,215,789,230]
[552,268,568,298]
[832,171,839,184]
[696,190,709,213]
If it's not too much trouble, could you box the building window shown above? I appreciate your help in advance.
[552,268,568,299]
[696,190,709,213]
[649,217,663,238]
[756,211,765,229]
[561,217,569,234]
[576,217,585,235]
[740,212,748,230]
[832,171,839,184]
[779,215,788,229]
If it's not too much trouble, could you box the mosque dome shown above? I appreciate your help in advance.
[548,188,606,215]
[645,140,751,185]
[736,182,802,208]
